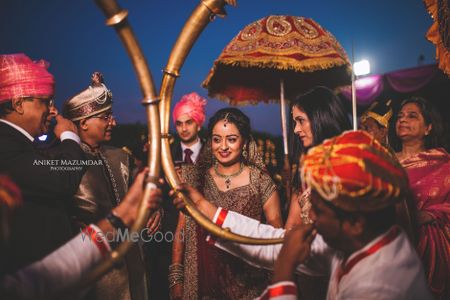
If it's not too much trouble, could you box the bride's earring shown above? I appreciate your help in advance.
[242,144,248,160]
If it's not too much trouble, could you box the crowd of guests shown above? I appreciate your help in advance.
[0,52,448,300]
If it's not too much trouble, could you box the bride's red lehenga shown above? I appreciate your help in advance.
[183,165,276,299]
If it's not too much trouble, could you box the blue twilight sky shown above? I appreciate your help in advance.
[0,0,436,135]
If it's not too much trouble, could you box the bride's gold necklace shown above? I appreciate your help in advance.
[214,162,244,189]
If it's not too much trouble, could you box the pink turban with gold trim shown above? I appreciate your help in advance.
[172,92,207,126]
[0,53,55,103]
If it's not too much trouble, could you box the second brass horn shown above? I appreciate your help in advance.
[159,0,283,245]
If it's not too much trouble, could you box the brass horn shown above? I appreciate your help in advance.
[159,0,283,245]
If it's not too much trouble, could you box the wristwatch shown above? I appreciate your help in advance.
[106,211,127,231]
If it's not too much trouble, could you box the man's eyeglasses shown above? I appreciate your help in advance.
[91,113,115,122]
[22,97,55,107]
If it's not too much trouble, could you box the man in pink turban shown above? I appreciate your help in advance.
[145,92,207,299]
[171,92,207,165]
[0,53,85,273]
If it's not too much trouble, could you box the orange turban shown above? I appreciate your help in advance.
[0,53,54,103]
[301,130,408,212]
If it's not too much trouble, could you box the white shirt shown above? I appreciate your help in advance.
[180,138,202,163]
[0,224,110,299]
[0,118,80,144]
[210,208,432,300]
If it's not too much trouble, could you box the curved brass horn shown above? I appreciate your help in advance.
[72,0,161,289]
[160,0,283,245]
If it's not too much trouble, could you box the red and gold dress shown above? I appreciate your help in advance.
[183,165,276,299]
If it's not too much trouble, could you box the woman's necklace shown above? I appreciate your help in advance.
[214,162,244,189]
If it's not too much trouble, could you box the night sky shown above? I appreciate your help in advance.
[0,0,436,135]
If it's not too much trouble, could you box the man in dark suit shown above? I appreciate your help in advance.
[0,53,85,273]
[147,92,207,299]
[171,92,207,165]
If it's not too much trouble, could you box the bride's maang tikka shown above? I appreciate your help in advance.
[223,112,230,127]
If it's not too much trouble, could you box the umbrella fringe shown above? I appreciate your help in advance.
[218,57,350,74]
[207,92,280,106]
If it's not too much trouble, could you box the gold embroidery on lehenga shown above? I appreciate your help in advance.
[180,165,276,299]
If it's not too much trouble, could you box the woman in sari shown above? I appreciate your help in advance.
[282,87,351,300]
[284,86,351,229]
[170,108,283,299]
[391,96,449,300]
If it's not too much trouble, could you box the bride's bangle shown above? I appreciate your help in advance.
[168,263,184,288]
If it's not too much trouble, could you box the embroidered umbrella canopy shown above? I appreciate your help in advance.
[203,15,351,106]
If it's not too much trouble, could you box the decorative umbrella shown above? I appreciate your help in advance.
[202,15,351,195]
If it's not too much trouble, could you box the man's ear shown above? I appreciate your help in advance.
[80,119,89,131]
[11,98,25,114]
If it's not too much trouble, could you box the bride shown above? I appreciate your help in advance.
[170,108,283,300]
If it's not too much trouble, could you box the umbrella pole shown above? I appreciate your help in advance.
[280,79,289,156]
[280,79,292,208]
[351,43,358,130]
[351,71,357,130]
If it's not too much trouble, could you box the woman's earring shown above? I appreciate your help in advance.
[242,144,248,160]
